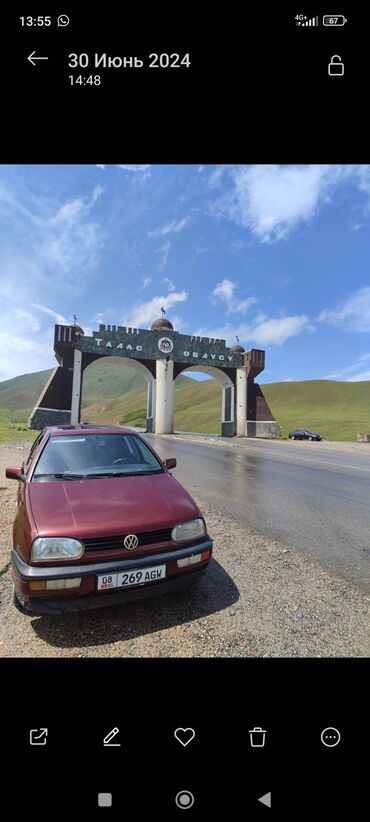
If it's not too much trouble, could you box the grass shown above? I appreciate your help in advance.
[0,408,36,443]
[263,380,370,441]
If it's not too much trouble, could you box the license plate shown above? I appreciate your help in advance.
[97,565,166,591]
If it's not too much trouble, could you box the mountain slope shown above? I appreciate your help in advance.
[82,379,370,441]
[0,358,189,413]
[1,365,370,441]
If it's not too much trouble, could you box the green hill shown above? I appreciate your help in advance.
[0,369,53,412]
[1,362,370,442]
[82,378,370,441]
[0,359,150,413]
[262,380,370,441]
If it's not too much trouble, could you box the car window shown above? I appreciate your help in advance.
[32,433,164,478]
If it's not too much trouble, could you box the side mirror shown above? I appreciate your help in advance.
[163,458,177,470]
[5,467,24,480]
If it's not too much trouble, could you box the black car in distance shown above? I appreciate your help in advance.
[288,429,322,441]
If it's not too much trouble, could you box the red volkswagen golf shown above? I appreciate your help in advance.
[6,425,213,615]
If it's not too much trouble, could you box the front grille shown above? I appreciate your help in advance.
[83,529,173,551]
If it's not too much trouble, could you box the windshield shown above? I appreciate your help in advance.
[33,433,164,479]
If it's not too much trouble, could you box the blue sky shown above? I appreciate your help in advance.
[0,163,370,384]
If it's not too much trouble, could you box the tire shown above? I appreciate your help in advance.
[308,436,313,441]
[291,435,295,440]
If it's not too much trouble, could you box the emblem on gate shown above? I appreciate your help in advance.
[123,534,139,550]
[158,337,173,354]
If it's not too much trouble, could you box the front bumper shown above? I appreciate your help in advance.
[11,538,213,615]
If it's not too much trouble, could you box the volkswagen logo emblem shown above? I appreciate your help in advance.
[123,534,139,551]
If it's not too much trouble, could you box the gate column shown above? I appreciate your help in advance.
[71,348,83,425]
[146,379,156,432]
[236,366,247,437]
[155,359,174,433]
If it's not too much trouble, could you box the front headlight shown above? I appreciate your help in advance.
[31,538,84,561]
[171,518,206,543]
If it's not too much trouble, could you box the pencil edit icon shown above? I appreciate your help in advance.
[103,727,121,746]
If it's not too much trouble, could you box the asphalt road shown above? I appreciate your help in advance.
[145,435,370,594]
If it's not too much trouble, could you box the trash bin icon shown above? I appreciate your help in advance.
[249,727,266,747]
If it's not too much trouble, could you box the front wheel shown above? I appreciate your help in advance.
[290,435,295,440]
[308,436,313,441]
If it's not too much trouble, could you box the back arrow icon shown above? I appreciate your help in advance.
[27,51,49,66]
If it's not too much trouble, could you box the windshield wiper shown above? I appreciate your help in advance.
[33,472,86,480]
[83,469,163,478]
[114,469,162,476]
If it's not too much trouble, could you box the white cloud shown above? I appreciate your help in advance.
[155,241,171,270]
[0,184,104,299]
[0,326,56,382]
[148,217,190,238]
[194,314,313,348]
[321,352,370,380]
[162,277,175,292]
[96,164,151,174]
[195,244,213,254]
[208,165,230,189]
[32,303,69,324]
[117,165,151,172]
[212,279,235,302]
[122,291,188,329]
[93,309,114,325]
[0,180,105,380]
[13,309,41,332]
[346,369,370,381]
[251,315,314,346]
[139,277,152,291]
[213,164,370,243]
[50,185,103,226]
[318,286,370,332]
[211,278,257,314]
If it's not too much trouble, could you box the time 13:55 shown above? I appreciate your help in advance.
[20,16,51,25]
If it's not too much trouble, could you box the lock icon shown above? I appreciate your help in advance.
[328,55,344,75]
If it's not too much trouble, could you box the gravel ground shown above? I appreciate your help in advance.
[0,441,369,658]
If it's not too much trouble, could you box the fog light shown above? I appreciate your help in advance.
[46,578,82,590]
[29,581,46,591]
[177,554,202,568]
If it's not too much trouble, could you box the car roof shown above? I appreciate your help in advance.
[45,424,137,437]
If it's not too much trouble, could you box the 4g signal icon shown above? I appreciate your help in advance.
[296,15,319,26]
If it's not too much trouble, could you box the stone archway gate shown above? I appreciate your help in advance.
[29,323,280,437]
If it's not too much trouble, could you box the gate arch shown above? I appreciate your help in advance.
[29,317,280,437]
[80,355,155,431]
[174,364,235,436]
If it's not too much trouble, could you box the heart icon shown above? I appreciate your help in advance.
[174,727,195,747]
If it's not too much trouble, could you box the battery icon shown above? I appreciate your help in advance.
[323,15,348,25]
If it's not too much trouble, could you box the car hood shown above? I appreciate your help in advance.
[28,473,201,538]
